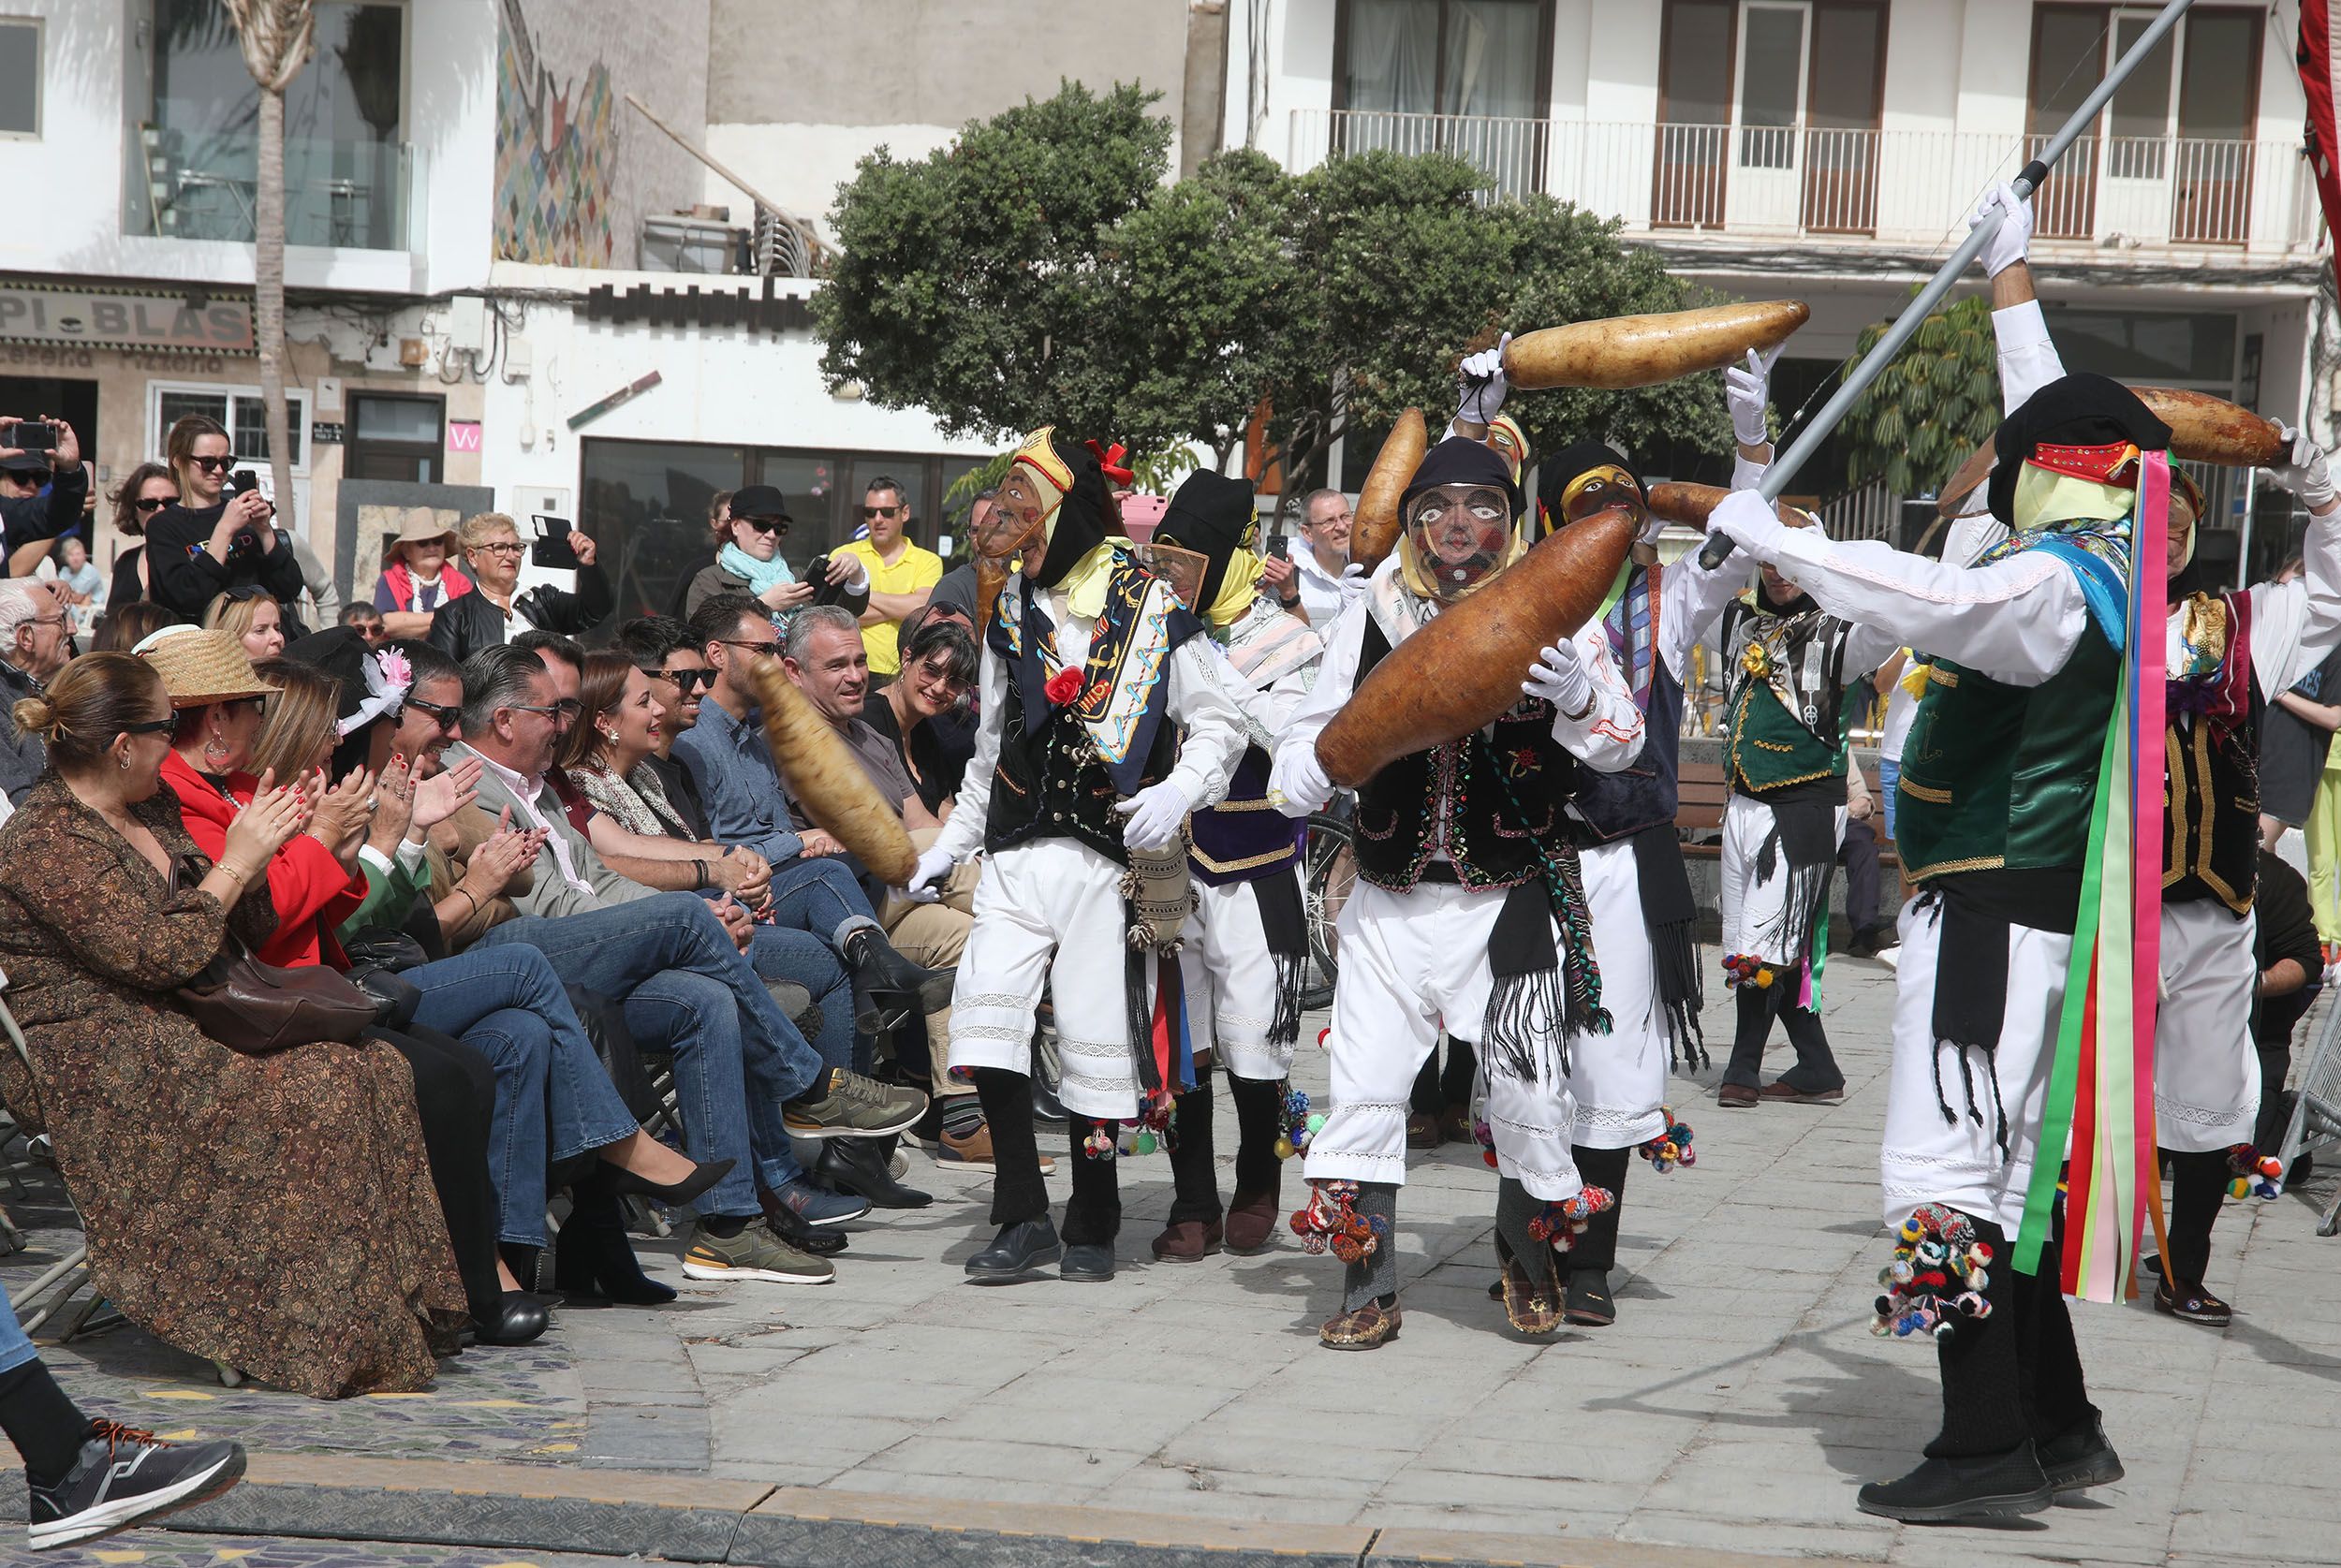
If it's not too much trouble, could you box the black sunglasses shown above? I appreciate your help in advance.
[861,505,901,520]
[406,697,463,731]
[120,718,175,736]
[190,455,234,473]
[743,516,788,535]
[134,495,174,513]
[653,667,715,693]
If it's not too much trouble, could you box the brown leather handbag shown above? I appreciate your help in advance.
[169,858,376,1054]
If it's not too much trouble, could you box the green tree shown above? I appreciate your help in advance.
[1838,291,2000,497]
[811,81,1172,447]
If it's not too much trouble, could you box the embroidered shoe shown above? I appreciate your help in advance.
[2153,1274,2233,1326]
[1319,1297,1402,1350]
[29,1422,246,1550]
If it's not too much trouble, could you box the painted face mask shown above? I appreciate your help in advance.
[1132,541,1209,610]
[1558,463,1647,535]
[975,465,1056,563]
[1406,482,1513,600]
[1483,414,1529,485]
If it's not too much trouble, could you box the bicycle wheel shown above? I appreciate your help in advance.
[1299,812,1355,1011]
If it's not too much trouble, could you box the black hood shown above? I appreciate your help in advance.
[1399,436,1524,522]
[1990,373,2172,525]
[1537,439,1646,539]
[1032,432,1113,591]
[1152,469,1257,609]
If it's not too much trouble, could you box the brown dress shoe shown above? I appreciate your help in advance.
[1438,1105,1474,1145]
[1225,1179,1282,1253]
[1717,1083,1759,1107]
[1150,1217,1225,1263]
[1759,1080,1846,1104]
[1406,1111,1443,1149]
[1319,1297,1402,1349]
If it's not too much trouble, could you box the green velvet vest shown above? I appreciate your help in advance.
[1892,623,2120,884]
[1725,680,1846,796]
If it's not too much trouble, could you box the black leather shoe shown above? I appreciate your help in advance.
[1856,1446,2054,1523]
[553,1182,676,1307]
[2154,1275,2233,1326]
[966,1217,1061,1282]
[1061,1241,1116,1282]
[1563,1268,1616,1326]
[2038,1416,2125,1493]
[758,1189,849,1256]
[844,928,952,1031]
[817,1137,934,1209]
[1031,1075,1068,1125]
[473,1292,551,1347]
[602,1155,736,1209]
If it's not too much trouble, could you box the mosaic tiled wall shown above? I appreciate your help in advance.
[491,0,710,268]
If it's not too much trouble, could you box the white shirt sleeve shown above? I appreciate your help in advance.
[1274,593,1365,776]
[1163,638,1247,811]
[930,634,1007,865]
[1660,552,1748,683]
[1994,300,2066,416]
[2247,510,2341,698]
[1548,619,1645,772]
[1765,525,2095,688]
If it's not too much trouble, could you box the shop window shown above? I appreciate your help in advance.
[0,19,41,139]
[345,393,443,482]
[152,385,307,472]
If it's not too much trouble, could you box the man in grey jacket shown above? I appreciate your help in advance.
[0,581,72,806]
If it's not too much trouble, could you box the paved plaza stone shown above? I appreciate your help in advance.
[5,957,2338,1567]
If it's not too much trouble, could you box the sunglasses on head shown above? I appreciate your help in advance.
[190,455,234,473]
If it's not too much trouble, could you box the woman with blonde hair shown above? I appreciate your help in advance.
[0,651,464,1396]
[204,587,286,665]
[425,511,614,662]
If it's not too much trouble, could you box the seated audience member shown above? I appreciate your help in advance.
[205,588,286,665]
[428,512,613,663]
[862,616,978,820]
[103,462,177,611]
[682,485,869,627]
[143,415,305,625]
[614,615,713,835]
[91,602,179,653]
[0,652,464,1398]
[48,536,103,630]
[341,603,386,642]
[139,632,523,1341]
[0,582,74,807]
[374,512,470,639]
[447,641,930,1272]
[783,604,994,1166]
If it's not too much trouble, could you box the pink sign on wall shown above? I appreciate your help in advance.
[448,421,483,453]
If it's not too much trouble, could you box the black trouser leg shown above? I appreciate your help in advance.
[1842,818,1881,935]
[0,1358,89,1483]
[2164,1147,2231,1288]
[1775,990,1846,1093]
[372,1025,504,1322]
[1165,1081,1221,1225]
[2011,1260,2098,1445]
[1063,1119,1122,1246]
[1409,1048,1442,1117]
[1723,985,1774,1089]
[1922,1215,2027,1459]
[2253,1041,2292,1156]
[1228,1073,1285,1195]
[1440,1037,1478,1111]
[1567,1145,1632,1273]
[975,1067,1046,1227]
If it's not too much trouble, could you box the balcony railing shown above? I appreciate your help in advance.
[124,129,423,253]
[1291,110,2322,256]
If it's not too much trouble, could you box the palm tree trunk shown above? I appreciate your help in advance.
[255,84,293,529]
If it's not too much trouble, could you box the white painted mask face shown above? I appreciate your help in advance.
[1406,483,1511,599]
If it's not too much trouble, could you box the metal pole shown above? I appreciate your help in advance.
[2233,466,2258,591]
[1700,0,2197,570]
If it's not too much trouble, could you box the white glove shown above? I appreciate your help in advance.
[1456,332,1511,427]
[1524,641,1593,718]
[1269,742,1332,819]
[1969,181,2033,279]
[1708,488,1790,565]
[1724,347,1777,447]
[1114,780,1192,854]
[904,845,955,901]
[1337,561,1368,605]
[2272,423,2339,513]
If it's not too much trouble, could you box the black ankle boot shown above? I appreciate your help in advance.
[553,1178,677,1307]
[816,1136,934,1209]
[1856,1445,2054,1523]
[843,928,953,1033]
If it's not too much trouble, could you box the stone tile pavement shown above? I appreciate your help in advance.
[7,957,2339,1567]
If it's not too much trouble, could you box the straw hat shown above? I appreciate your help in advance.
[390,507,459,556]
[136,627,280,708]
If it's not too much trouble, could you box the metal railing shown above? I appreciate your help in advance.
[124,130,422,252]
[1291,110,2321,255]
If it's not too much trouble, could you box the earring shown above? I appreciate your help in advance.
[118,755,130,770]
[202,735,231,769]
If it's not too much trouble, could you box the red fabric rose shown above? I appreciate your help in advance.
[1044,667,1083,706]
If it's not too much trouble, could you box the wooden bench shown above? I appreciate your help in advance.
[1675,755,1899,876]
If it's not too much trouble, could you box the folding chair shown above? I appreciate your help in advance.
[0,990,95,1335]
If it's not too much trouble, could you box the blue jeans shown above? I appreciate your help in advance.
[747,923,859,1073]
[405,945,641,1247]
[765,854,880,949]
[1879,757,1900,842]
[0,1292,35,1376]
[473,892,825,1218]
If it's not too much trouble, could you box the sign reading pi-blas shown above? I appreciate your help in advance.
[0,286,256,353]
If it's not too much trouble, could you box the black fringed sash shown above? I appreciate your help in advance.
[1630,825,1706,1070]
[1254,869,1308,1049]
[1476,738,1610,1081]
[1922,887,2012,1162]
[1757,799,1837,972]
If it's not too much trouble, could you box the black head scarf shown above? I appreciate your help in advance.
[1152,469,1258,610]
[1989,373,2172,525]
[1399,435,1524,521]
[1031,432,1113,591]
[1537,439,1646,539]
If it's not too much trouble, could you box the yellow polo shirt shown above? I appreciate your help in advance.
[838,538,943,676]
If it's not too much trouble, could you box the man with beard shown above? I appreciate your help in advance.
[1141,469,1327,1261]
[905,430,1245,1284]
[1271,419,1642,1348]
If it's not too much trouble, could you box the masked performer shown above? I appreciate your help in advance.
[1271,426,1641,1347]
[1963,190,2341,1330]
[907,431,1245,1285]
[1139,471,1329,1261]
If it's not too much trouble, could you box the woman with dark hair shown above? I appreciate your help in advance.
[103,462,176,610]
[91,602,180,653]
[0,652,464,1397]
[143,416,307,625]
[863,618,977,819]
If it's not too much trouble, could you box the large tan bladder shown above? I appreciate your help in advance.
[1503,301,1809,391]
